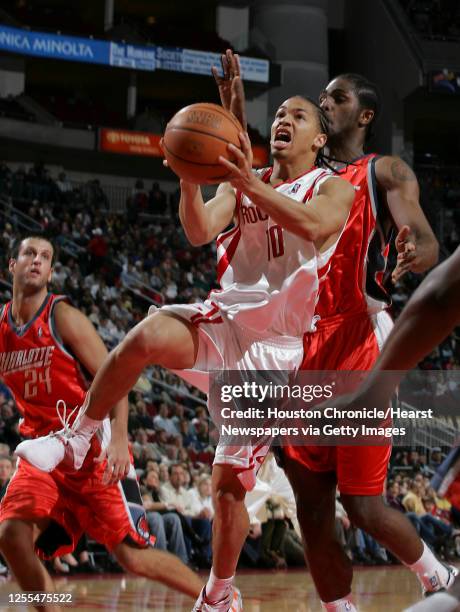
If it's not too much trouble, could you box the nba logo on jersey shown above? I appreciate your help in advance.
[289,182,301,194]
[38,327,43,337]
[345,604,352,611]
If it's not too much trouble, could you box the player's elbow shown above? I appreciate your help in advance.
[186,234,207,247]
[184,228,211,247]
[300,221,322,243]
[418,272,460,319]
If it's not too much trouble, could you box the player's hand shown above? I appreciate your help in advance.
[159,137,169,169]
[95,436,131,485]
[219,132,255,192]
[248,523,262,539]
[212,49,247,130]
[341,516,351,530]
[392,225,417,284]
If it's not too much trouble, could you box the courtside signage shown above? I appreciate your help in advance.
[99,127,269,165]
[0,25,269,83]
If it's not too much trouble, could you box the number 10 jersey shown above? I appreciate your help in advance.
[212,166,340,338]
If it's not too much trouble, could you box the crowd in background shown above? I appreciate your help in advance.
[0,160,459,574]
[399,0,460,39]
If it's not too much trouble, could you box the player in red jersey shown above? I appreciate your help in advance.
[280,73,445,611]
[0,236,202,610]
[321,246,460,612]
[212,52,446,611]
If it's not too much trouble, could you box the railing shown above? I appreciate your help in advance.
[0,197,165,306]
[146,371,207,407]
[0,197,43,233]
[383,0,426,70]
[399,401,459,449]
[68,180,131,214]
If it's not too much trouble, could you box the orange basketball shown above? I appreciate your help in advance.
[163,103,243,184]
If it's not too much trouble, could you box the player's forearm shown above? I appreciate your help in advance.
[178,182,211,246]
[246,180,322,241]
[410,230,439,273]
[109,398,129,439]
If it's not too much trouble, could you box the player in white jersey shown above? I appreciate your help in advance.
[16,96,355,612]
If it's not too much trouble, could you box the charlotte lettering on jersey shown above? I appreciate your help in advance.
[0,346,55,375]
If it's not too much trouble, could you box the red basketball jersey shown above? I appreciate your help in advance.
[0,293,88,438]
[315,154,394,324]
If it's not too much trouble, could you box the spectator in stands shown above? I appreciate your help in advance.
[52,261,69,290]
[429,447,444,469]
[141,471,189,565]
[160,464,212,567]
[0,456,13,500]
[154,404,179,436]
[86,179,108,209]
[151,429,172,462]
[87,228,108,270]
[0,455,11,575]
[159,463,169,484]
[148,182,168,215]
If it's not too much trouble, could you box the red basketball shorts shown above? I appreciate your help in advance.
[283,310,393,496]
[0,438,151,559]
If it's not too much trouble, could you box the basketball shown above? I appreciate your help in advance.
[162,103,243,183]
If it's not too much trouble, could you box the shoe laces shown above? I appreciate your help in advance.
[55,393,89,440]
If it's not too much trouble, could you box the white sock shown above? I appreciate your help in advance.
[322,594,357,611]
[407,541,450,591]
[74,414,101,439]
[205,568,234,603]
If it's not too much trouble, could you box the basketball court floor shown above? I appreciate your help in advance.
[0,565,446,611]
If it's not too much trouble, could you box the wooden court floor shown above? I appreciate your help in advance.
[0,565,449,611]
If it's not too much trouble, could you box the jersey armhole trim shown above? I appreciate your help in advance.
[49,296,77,361]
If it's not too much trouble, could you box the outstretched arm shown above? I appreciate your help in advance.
[375,156,439,282]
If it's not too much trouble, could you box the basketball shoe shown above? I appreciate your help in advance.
[404,591,459,612]
[15,398,92,472]
[420,564,458,597]
[192,587,242,612]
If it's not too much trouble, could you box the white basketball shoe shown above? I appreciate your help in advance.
[15,398,92,472]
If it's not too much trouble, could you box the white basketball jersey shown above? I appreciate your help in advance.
[210,167,339,337]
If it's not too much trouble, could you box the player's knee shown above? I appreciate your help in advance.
[215,489,242,520]
[114,544,147,576]
[119,315,164,363]
[0,521,31,554]
[297,510,337,552]
[342,496,386,535]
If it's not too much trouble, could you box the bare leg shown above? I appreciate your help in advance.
[283,454,353,603]
[211,464,249,578]
[87,312,199,420]
[0,518,60,612]
[113,542,203,599]
[341,494,423,563]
